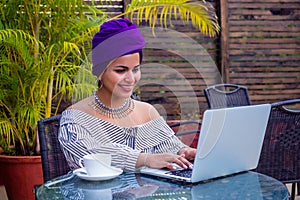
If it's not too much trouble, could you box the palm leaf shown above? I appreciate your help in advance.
[120,0,220,37]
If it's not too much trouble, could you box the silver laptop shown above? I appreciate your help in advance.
[140,104,271,183]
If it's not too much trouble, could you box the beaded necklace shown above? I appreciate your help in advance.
[89,92,134,119]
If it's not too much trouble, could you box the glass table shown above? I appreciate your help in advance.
[36,171,289,199]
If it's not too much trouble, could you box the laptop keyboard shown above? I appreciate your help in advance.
[166,169,193,178]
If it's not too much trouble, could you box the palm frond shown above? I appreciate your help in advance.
[121,0,220,37]
[0,119,22,155]
[0,29,40,47]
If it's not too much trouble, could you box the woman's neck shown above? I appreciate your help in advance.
[95,90,127,108]
[92,90,135,119]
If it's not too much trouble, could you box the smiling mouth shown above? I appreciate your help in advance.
[119,85,134,91]
[120,85,134,89]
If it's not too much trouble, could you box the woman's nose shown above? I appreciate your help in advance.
[124,71,135,82]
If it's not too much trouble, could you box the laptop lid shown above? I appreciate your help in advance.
[190,103,271,182]
[140,104,271,183]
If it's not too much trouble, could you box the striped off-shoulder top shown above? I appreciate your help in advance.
[58,109,187,171]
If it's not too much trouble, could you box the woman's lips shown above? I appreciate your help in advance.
[119,85,134,92]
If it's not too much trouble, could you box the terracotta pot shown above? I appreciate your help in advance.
[0,155,43,200]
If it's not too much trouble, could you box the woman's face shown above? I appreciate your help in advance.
[100,52,141,99]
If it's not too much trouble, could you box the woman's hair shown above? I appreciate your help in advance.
[92,18,146,77]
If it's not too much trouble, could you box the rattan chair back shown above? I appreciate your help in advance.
[204,84,251,109]
[254,99,300,200]
[38,115,70,182]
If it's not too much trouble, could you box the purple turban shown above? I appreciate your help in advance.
[92,18,146,77]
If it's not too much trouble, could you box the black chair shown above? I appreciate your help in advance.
[253,99,300,200]
[38,115,70,182]
[204,84,251,109]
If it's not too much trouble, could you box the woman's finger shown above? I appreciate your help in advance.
[173,156,191,169]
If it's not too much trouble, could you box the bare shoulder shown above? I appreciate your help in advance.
[133,100,160,120]
[66,96,93,112]
[134,100,157,111]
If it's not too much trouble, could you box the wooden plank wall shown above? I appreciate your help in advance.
[86,0,300,120]
[138,20,220,120]
[84,0,124,16]
[223,0,300,105]
[136,2,220,121]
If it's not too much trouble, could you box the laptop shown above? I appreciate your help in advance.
[140,104,271,183]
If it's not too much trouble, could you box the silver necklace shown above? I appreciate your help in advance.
[89,92,134,119]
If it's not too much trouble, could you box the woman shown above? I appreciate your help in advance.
[58,18,196,172]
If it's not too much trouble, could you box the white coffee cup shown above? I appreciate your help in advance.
[79,153,112,176]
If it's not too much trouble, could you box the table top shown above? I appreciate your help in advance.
[36,171,289,200]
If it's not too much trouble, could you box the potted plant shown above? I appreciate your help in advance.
[0,1,104,199]
[0,0,219,199]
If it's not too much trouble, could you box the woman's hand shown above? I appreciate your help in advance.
[178,147,196,161]
[138,153,193,170]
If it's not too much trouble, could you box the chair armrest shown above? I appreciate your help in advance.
[168,120,201,128]
[175,129,201,136]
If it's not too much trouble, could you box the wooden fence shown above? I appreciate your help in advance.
[221,0,300,106]
[85,0,300,120]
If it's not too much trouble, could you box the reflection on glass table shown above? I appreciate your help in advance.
[36,171,289,200]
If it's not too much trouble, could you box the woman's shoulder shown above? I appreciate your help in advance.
[66,96,93,111]
[61,96,97,121]
[133,100,160,119]
[64,96,101,118]
[133,99,153,108]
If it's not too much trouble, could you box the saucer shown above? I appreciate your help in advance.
[73,167,123,181]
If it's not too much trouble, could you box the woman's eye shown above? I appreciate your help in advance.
[115,69,126,73]
[133,67,140,73]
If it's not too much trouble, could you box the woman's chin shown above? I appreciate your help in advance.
[115,92,133,99]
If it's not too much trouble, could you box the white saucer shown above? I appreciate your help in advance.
[73,167,123,181]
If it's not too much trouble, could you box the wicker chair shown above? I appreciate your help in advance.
[253,99,300,200]
[38,115,70,182]
[204,84,251,109]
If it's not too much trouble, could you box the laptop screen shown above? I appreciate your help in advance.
[141,104,271,183]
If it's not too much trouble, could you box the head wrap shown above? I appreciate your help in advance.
[92,18,146,77]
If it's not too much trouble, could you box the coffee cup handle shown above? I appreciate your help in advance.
[78,158,84,168]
